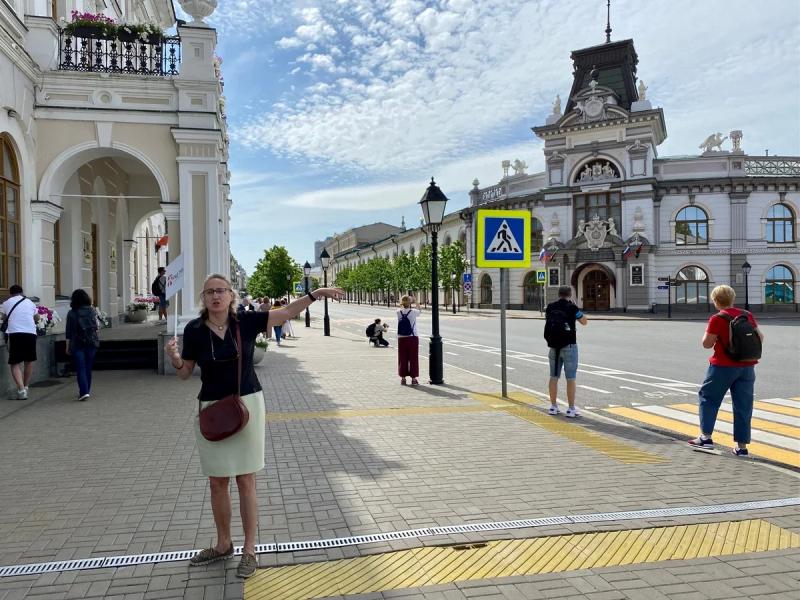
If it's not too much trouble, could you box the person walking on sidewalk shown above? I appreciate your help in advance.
[544,285,587,418]
[688,284,764,456]
[270,299,283,346]
[397,295,421,385]
[1,285,40,400]
[65,289,100,401]
[164,273,343,578]
[152,267,168,322]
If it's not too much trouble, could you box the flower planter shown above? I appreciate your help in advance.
[68,25,109,38]
[253,345,266,365]
[127,309,147,323]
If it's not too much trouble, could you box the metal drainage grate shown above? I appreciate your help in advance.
[277,528,430,552]
[2,497,798,578]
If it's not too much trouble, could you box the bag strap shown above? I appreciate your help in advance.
[5,296,26,321]
[235,321,242,397]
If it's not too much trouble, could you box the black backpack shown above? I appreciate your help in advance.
[543,308,572,350]
[397,310,413,336]
[151,277,162,296]
[366,323,376,338]
[76,309,99,347]
[717,311,761,362]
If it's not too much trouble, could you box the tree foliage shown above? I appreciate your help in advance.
[248,246,301,299]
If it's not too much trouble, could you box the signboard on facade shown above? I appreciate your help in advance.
[475,209,531,268]
[480,184,506,204]
[630,264,644,286]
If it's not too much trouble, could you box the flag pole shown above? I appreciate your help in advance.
[174,290,179,339]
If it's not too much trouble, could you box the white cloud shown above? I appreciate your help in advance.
[281,141,542,211]
[229,0,799,174]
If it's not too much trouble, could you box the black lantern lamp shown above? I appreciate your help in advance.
[419,177,448,385]
[742,260,752,311]
[303,261,312,327]
[320,248,331,336]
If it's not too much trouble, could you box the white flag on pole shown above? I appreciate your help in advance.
[165,254,185,299]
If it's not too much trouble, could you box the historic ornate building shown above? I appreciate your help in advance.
[326,37,798,313]
[0,0,230,326]
[463,38,799,312]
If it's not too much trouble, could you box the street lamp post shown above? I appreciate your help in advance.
[419,177,448,385]
[286,274,291,303]
[303,261,312,327]
[450,271,457,314]
[742,260,752,311]
[320,249,331,336]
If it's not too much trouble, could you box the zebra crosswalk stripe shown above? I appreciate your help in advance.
[605,398,800,468]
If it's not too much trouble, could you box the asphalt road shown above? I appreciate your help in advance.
[307,301,800,410]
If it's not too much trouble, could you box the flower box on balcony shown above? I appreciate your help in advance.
[67,25,109,38]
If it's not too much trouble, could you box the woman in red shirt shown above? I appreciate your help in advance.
[688,285,764,456]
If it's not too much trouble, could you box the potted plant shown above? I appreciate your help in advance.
[126,300,149,323]
[95,307,111,328]
[64,10,117,38]
[253,333,268,365]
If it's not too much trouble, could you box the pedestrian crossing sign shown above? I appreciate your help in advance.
[536,269,546,284]
[476,209,531,268]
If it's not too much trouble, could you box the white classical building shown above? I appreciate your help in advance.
[327,37,799,314]
[0,0,230,325]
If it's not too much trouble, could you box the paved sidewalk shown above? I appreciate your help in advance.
[0,322,798,599]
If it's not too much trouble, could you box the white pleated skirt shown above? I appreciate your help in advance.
[194,390,266,477]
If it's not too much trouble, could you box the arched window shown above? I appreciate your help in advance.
[766,204,795,243]
[676,266,709,304]
[443,234,452,246]
[675,206,708,245]
[523,271,543,309]
[409,246,415,257]
[765,265,795,304]
[480,274,492,304]
[531,218,544,254]
[0,136,21,293]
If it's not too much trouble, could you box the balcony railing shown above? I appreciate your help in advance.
[744,157,800,177]
[58,29,180,76]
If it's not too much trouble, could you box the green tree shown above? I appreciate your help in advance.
[248,246,300,299]
[392,253,415,298]
[412,245,432,303]
[439,240,468,302]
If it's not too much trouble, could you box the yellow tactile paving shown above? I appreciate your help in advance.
[501,405,666,464]
[244,519,800,600]
[605,406,800,467]
[265,405,495,421]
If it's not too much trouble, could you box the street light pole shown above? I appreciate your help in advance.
[303,261,311,328]
[286,274,291,303]
[320,249,331,336]
[451,271,457,314]
[419,177,448,386]
[742,260,752,311]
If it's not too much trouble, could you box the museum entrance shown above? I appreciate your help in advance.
[583,269,611,311]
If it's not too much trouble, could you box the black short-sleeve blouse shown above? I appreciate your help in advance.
[181,311,271,401]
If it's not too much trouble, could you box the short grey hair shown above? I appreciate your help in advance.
[558,285,572,298]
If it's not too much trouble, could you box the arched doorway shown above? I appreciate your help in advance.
[523,271,543,310]
[583,269,611,311]
[480,274,492,305]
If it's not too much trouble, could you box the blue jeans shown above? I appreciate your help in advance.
[73,346,97,397]
[698,364,755,443]
[549,344,578,380]
[273,326,282,344]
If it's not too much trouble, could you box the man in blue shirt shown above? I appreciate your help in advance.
[545,286,588,417]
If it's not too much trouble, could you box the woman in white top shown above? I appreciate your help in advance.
[396,295,421,385]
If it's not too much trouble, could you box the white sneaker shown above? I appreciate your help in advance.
[17,388,27,400]
[565,407,580,418]
[79,394,90,402]
[547,405,560,416]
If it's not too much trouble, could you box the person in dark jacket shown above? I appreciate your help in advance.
[65,289,100,401]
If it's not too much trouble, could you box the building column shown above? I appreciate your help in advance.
[30,201,63,307]
[121,239,136,312]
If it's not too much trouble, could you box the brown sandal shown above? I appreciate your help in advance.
[189,544,234,566]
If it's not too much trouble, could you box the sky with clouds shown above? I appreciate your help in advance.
[192,0,800,274]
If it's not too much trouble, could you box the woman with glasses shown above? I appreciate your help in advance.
[164,273,343,578]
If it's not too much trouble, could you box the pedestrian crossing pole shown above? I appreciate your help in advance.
[500,268,508,398]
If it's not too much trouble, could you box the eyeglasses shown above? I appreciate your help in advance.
[202,288,231,297]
